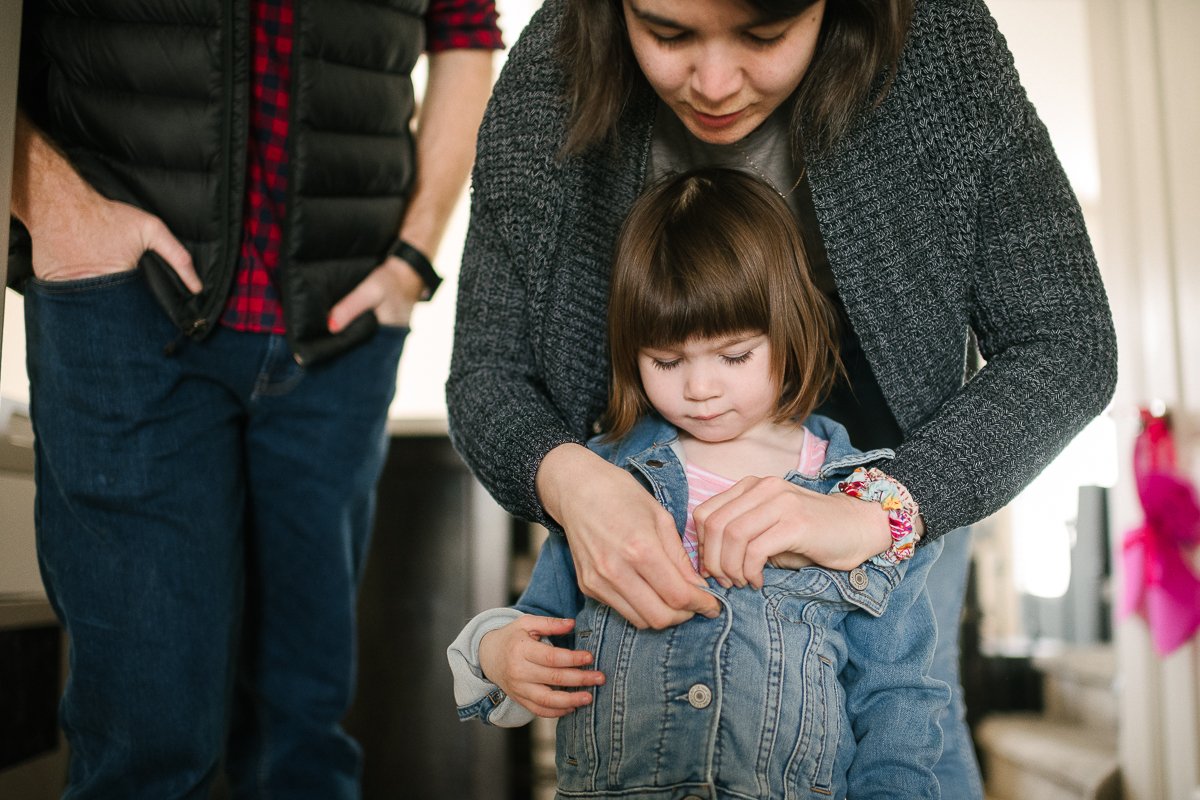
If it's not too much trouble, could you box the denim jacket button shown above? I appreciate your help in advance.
[687,683,712,709]
[849,567,869,591]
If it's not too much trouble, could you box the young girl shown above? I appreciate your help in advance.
[448,169,947,799]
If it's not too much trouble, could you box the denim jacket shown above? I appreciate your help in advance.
[448,414,948,799]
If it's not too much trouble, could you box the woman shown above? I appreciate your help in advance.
[447,0,1116,795]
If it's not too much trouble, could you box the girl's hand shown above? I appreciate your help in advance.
[477,615,604,718]
[693,477,893,589]
[537,444,721,629]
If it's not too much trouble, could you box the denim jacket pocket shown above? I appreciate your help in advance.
[762,560,902,618]
[825,560,904,617]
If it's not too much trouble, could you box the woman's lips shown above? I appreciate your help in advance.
[691,109,744,131]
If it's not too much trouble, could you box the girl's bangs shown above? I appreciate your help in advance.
[628,248,771,350]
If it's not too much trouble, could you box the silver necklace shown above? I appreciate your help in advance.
[739,147,805,199]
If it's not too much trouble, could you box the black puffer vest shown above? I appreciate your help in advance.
[11,0,427,364]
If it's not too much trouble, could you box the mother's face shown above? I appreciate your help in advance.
[623,0,826,145]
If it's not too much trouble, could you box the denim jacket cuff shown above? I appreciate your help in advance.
[446,607,535,728]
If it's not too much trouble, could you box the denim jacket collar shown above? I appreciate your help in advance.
[588,413,896,578]
[591,412,893,479]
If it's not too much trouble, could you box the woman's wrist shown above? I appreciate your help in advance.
[836,493,894,564]
[535,442,594,525]
[836,468,922,564]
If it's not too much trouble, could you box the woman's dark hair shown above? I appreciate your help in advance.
[603,167,840,440]
[557,0,914,157]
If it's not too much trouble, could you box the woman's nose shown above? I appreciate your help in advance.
[690,47,742,108]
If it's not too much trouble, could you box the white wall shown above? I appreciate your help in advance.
[1086,0,1200,795]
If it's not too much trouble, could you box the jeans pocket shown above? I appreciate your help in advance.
[375,322,411,339]
[29,267,141,294]
[25,267,179,504]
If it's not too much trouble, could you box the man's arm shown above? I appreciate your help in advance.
[327,48,494,332]
[10,110,201,291]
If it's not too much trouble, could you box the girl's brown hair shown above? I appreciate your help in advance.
[604,167,840,439]
[558,0,913,158]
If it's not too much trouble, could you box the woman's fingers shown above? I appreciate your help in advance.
[696,477,815,586]
[557,459,718,628]
[697,481,895,582]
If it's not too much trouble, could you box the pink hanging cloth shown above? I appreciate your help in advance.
[1120,408,1200,655]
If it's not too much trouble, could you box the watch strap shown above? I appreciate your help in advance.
[388,239,442,300]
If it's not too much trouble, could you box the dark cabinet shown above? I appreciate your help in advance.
[347,433,519,799]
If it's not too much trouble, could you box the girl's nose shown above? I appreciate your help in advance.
[684,370,720,401]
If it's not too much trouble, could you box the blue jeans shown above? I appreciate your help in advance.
[927,527,985,799]
[25,269,405,799]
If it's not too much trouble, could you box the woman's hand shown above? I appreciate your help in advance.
[477,615,604,718]
[537,443,720,629]
[693,476,894,588]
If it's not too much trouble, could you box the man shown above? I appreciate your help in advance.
[8,1,500,796]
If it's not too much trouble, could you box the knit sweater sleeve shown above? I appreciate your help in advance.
[445,1,582,527]
[874,0,1117,538]
[446,200,582,528]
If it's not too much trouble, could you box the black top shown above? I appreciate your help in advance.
[793,176,904,451]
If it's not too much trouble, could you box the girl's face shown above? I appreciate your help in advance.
[637,332,779,443]
[623,0,826,145]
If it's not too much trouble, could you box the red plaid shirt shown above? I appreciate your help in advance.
[223,0,503,333]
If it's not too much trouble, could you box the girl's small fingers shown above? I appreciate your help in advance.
[532,665,605,688]
[520,616,577,638]
[526,686,596,711]
[509,691,574,719]
[520,640,593,669]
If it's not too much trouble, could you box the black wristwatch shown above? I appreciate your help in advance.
[388,238,443,301]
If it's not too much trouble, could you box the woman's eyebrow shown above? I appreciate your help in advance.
[627,3,786,32]
[626,3,687,29]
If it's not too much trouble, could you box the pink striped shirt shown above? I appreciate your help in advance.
[681,428,829,571]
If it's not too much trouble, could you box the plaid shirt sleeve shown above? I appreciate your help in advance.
[425,0,504,53]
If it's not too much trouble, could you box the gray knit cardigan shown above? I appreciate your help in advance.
[446,0,1117,540]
